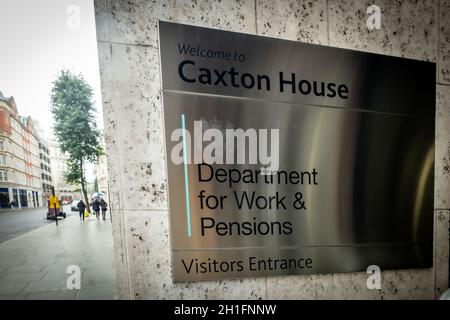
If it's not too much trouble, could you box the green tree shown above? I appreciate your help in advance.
[51,70,102,212]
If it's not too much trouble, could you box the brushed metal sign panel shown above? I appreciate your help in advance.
[159,21,435,117]
[172,244,431,282]
[158,21,435,282]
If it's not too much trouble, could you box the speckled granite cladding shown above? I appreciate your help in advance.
[95,0,109,42]
[267,269,435,299]
[329,0,438,61]
[440,0,450,83]
[107,0,256,46]
[436,85,450,209]
[97,42,122,211]
[97,40,131,298]
[110,209,131,299]
[95,0,450,299]
[123,210,266,299]
[109,44,167,211]
[435,209,450,298]
[256,0,328,44]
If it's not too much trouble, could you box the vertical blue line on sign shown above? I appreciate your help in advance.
[181,113,191,238]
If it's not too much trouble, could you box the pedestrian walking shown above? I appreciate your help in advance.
[77,199,86,222]
[100,198,108,221]
[93,198,101,220]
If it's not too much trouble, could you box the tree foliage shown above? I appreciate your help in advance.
[51,70,101,162]
[63,157,82,185]
[51,70,102,210]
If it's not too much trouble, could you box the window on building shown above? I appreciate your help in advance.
[12,189,18,207]
[0,187,10,208]
[0,171,8,181]
[0,140,4,151]
[0,155,6,166]
[19,189,27,207]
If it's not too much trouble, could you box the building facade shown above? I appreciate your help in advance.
[0,91,43,208]
[48,138,77,203]
[39,140,53,203]
[95,0,450,299]
[33,121,54,204]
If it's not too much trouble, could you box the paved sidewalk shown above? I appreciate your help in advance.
[0,213,117,300]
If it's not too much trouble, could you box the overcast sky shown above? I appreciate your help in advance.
[0,0,103,140]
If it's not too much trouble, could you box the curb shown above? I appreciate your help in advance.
[0,207,46,214]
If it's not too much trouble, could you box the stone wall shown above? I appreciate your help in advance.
[94,0,450,299]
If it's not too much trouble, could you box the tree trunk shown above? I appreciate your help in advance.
[80,159,90,213]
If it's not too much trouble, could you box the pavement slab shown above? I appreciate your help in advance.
[0,211,117,300]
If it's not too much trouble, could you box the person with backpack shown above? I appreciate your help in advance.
[100,198,108,221]
[93,198,101,220]
[77,199,86,222]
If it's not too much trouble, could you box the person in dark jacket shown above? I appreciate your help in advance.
[100,199,108,221]
[93,198,101,220]
[77,200,86,222]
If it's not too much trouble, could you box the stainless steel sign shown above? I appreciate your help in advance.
[158,21,435,282]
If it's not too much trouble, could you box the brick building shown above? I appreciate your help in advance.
[0,91,44,208]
